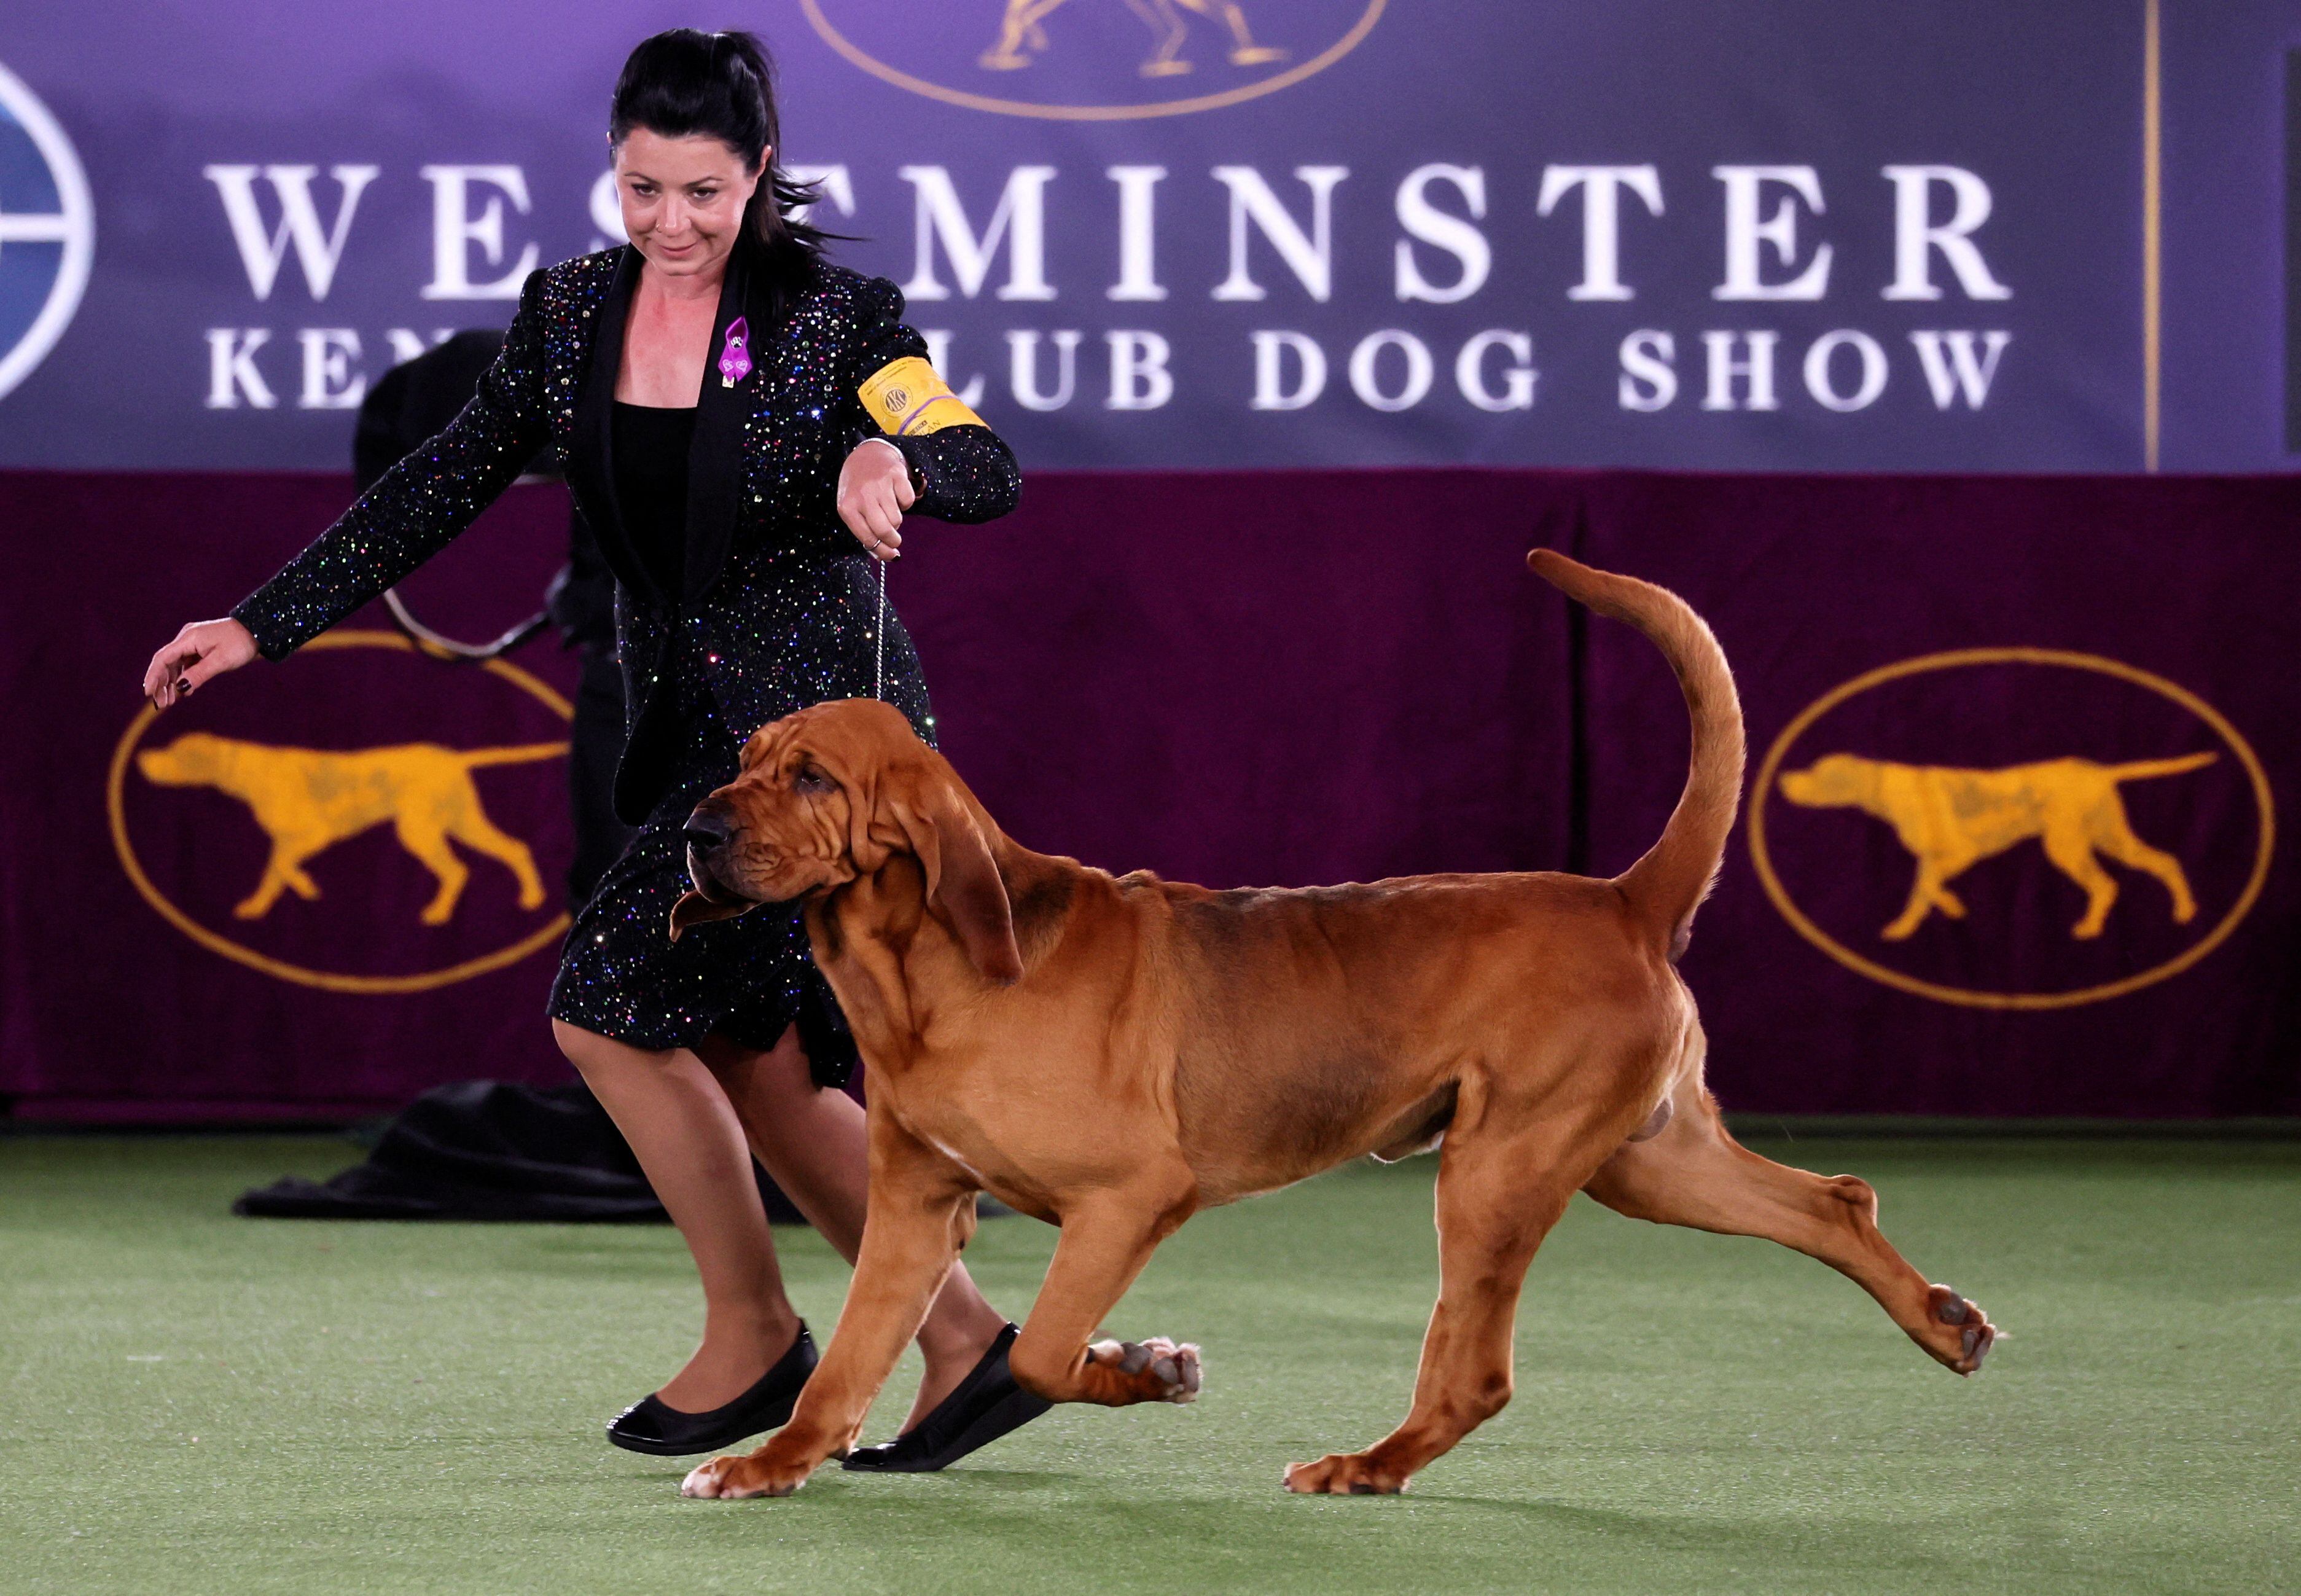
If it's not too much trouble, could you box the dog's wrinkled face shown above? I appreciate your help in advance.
[668,699,1023,982]
[1779,753,1874,808]
[672,701,896,936]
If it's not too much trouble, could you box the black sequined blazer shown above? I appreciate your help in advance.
[232,243,1020,823]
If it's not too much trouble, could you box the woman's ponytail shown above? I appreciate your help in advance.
[711,33,793,251]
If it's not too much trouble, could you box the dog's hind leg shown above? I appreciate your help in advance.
[392,817,471,925]
[2089,806,2198,923]
[2040,821,2120,939]
[1125,0,1195,74]
[447,808,549,911]
[1284,1119,1586,1495]
[1583,1088,1996,1375]
[1006,1173,1203,1409]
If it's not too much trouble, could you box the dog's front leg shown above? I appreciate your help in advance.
[1880,863,1945,941]
[1007,1176,1203,1409]
[681,1114,972,1501]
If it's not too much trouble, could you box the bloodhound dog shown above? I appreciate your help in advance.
[669,551,1997,1500]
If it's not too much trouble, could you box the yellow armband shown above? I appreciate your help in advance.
[858,356,985,436]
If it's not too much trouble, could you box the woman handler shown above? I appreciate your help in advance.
[141,29,1042,1473]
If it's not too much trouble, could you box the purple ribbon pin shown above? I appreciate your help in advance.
[717,316,751,388]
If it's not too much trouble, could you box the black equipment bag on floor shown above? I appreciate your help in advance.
[233,1080,804,1224]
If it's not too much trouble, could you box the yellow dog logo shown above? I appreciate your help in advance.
[1778,751,2216,942]
[136,732,565,925]
[799,0,1381,123]
[979,0,1287,76]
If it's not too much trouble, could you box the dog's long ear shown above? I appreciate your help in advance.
[886,769,1023,985]
[668,892,758,944]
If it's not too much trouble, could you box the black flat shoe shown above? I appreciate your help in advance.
[606,1323,817,1457]
[842,1323,1050,1473]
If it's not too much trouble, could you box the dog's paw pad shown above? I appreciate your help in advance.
[1158,1342,1201,1403]
[1923,1284,1999,1375]
[1959,1323,1997,1367]
[1283,1453,1408,1495]
[1090,1338,1150,1375]
[1135,1337,1199,1402]
[1088,1337,1201,1402]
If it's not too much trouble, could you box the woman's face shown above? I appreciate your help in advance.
[614,127,763,280]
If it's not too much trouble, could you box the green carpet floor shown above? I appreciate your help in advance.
[2,1135,2294,1595]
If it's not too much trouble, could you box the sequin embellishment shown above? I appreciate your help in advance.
[225,250,1021,1069]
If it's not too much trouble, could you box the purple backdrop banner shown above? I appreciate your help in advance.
[1569,474,2298,1118]
[5,3,2301,472]
[0,467,2293,1121]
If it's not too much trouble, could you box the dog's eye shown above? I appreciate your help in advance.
[794,766,834,796]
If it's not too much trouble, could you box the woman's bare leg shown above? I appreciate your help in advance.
[697,1029,1012,1430]
[552,1020,802,1411]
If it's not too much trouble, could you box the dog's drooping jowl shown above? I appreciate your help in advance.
[666,551,1998,1500]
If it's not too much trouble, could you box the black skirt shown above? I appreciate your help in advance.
[547,559,934,1089]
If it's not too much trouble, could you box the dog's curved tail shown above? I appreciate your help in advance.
[458,742,572,768]
[1528,550,1744,960]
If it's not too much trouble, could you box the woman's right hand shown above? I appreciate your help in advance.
[143,618,257,711]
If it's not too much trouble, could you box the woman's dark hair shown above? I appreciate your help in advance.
[609,29,835,294]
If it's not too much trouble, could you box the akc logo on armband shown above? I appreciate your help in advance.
[798,0,1386,120]
[0,60,94,403]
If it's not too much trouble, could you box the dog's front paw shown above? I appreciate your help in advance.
[1084,1336,1201,1404]
[679,1449,811,1500]
[1283,1452,1410,1495]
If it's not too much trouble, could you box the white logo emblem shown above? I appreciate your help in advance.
[0,60,95,403]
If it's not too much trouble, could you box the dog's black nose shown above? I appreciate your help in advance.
[684,809,733,853]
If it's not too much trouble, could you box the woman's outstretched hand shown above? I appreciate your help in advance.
[837,437,915,562]
[143,618,257,711]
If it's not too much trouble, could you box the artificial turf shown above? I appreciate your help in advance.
[2,1134,2294,1595]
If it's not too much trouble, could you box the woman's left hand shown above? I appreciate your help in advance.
[837,438,915,562]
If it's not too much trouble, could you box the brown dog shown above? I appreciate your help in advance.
[668,551,1997,1500]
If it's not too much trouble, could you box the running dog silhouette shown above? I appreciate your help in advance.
[136,732,563,925]
[1778,751,2215,941]
[980,0,1286,76]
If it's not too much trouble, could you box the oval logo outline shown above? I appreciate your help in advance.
[1746,646,2275,1011]
[108,630,574,995]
